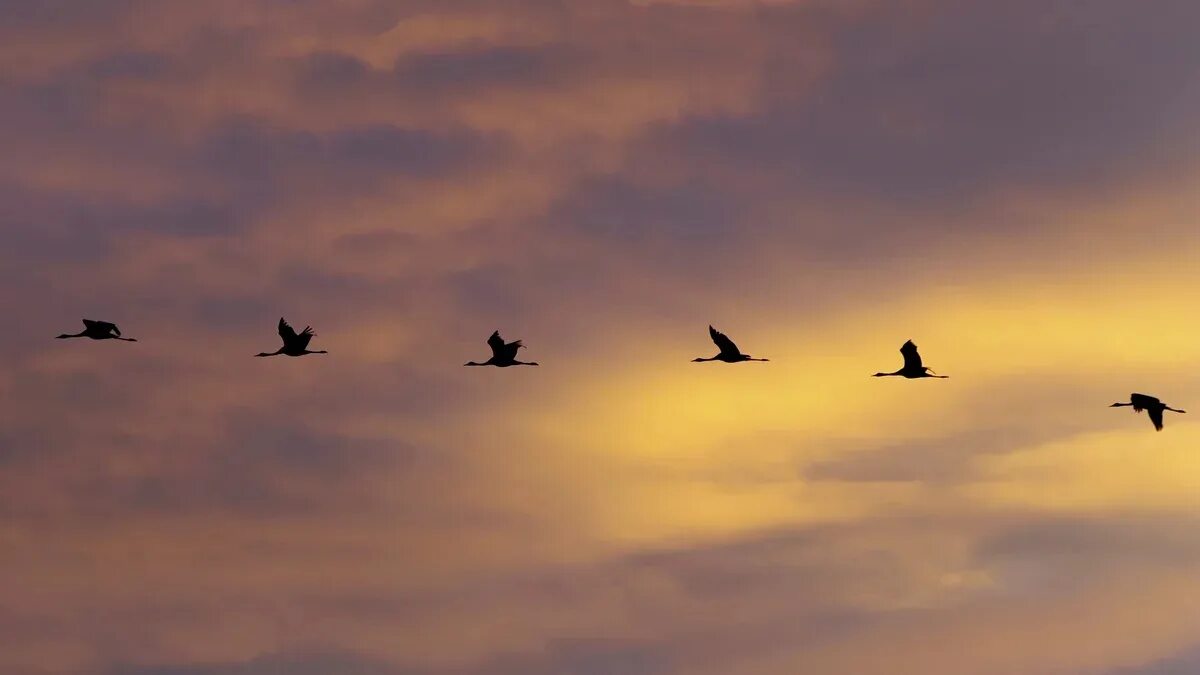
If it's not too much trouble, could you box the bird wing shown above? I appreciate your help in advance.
[297,326,315,350]
[503,339,524,361]
[901,340,923,370]
[1148,406,1164,431]
[278,317,299,343]
[487,331,506,358]
[84,319,120,335]
[1130,393,1159,412]
[709,326,741,356]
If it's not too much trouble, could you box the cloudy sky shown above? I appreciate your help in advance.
[2,1,1200,673]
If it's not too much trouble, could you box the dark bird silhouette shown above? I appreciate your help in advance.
[692,325,768,363]
[1110,393,1186,431]
[464,330,539,367]
[873,340,947,379]
[255,317,327,357]
[56,319,137,342]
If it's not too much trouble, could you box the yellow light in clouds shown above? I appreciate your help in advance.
[969,424,1200,512]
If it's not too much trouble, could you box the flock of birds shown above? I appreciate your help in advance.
[56,317,1187,432]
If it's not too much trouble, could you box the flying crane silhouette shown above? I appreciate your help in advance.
[1110,393,1186,431]
[692,325,768,363]
[464,330,539,367]
[872,340,947,379]
[56,319,137,342]
[255,317,327,357]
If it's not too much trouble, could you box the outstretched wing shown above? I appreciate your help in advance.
[84,319,120,336]
[1147,406,1164,431]
[709,325,741,357]
[487,331,506,358]
[296,325,315,350]
[502,339,524,361]
[274,314,309,345]
[900,340,923,370]
[276,314,297,338]
[1130,393,1159,413]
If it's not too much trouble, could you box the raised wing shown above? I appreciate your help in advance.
[1130,393,1159,412]
[502,339,523,361]
[900,340,923,370]
[709,326,741,357]
[487,331,506,358]
[278,317,299,343]
[296,325,315,350]
[1147,406,1165,431]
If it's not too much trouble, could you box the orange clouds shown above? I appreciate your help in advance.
[2,1,1200,674]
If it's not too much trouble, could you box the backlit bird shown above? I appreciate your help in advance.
[56,319,137,342]
[255,317,328,357]
[692,325,768,363]
[872,340,947,379]
[464,330,539,367]
[1110,393,1185,431]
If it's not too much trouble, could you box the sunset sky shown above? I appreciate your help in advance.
[3,1,1200,674]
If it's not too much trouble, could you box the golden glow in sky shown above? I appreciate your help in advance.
[1,2,1199,674]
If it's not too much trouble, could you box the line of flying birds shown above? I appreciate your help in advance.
[56,317,1187,432]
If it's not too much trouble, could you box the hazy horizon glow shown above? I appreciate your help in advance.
[2,2,1199,674]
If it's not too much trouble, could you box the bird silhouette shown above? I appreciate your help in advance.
[464,330,539,367]
[255,317,327,357]
[56,319,137,342]
[692,325,768,363]
[872,340,947,379]
[1110,393,1185,431]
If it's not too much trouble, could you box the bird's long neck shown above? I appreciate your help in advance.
[464,361,485,366]
[305,349,328,354]
[513,360,538,366]
[113,336,137,342]
[1111,402,1134,407]
[256,348,284,357]
[873,370,902,377]
[56,332,86,339]
[1165,406,1186,413]
[693,356,718,362]
[745,357,768,362]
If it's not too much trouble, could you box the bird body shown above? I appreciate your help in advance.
[1110,393,1185,431]
[255,317,327,357]
[465,330,538,367]
[693,325,768,363]
[56,319,137,342]
[873,340,946,379]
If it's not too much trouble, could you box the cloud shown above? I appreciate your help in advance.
[644,0,1200,200]
[1,2,1199,675]
[107,651,413,675]
[1099,647,1200,675]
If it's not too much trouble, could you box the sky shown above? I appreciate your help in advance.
[2,1,1200,673]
